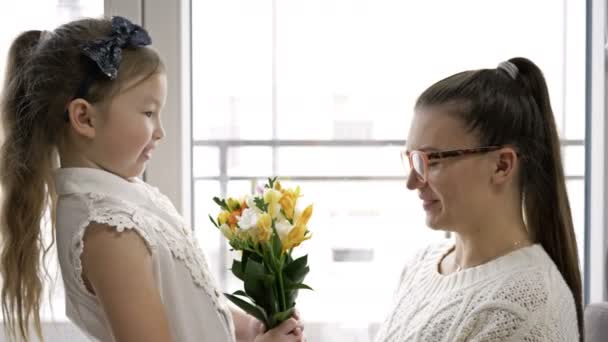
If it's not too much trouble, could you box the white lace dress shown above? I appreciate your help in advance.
[374,242,579,342]
[54,167,236,342]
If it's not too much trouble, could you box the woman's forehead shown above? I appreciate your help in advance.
[406,107,476,150]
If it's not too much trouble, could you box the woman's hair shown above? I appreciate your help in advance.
[415,57,583,340]
[0,17,163,341]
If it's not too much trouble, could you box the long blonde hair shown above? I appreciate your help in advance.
[0,17,163,341]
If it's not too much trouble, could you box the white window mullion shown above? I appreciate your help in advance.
[104,0,141,23]
[134,0,193,228]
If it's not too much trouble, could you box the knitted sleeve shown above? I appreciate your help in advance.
[459,270,579,342]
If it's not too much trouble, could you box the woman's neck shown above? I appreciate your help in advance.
[451,211,531,271]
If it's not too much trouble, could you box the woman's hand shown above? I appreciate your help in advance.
[253,318,304,342]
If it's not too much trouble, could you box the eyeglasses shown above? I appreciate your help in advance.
[400,146,503,183]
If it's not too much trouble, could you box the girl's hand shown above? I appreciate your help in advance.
[254,318,304,342]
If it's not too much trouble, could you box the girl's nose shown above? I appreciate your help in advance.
[154,119,165,140]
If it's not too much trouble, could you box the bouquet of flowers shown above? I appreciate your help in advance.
[209,178,313,329]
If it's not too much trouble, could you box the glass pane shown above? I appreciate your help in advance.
[192,0,273,140]
[564,145,585,177]
[0,0,104,92]
[227,146,273,177]
[193,146,220,177]
[563,1,586,140]
[274,0,577,141]
[277,146,404,177]
[193,180,223,279]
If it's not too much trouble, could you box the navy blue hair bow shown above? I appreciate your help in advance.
[80,16,152,80]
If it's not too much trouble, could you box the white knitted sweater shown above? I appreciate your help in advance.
[374,242,579,342]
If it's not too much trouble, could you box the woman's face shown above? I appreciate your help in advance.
[405,106,497,231]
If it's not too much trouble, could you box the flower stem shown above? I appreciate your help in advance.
[277,256,287,312]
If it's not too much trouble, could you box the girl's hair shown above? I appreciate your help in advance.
[415,57,583,340]
[0,17,163,341]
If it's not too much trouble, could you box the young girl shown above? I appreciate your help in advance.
[0,16,303,342]
[374,58,582,341]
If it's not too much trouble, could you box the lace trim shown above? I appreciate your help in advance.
[72,196,158,295]
[72,192,235,338]
[141,187,235,334]
[141,184,236,336]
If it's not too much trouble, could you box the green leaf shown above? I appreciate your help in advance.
[232,290,251,298]
[261,242,276,270]
[208,215,219,228]
[244,260,273,304]
[224,293,269,327]
[254,196,268,212]
[213,197,230,211]
[286,283,313,291]
[231,260,245,281]
[283,255,309,283]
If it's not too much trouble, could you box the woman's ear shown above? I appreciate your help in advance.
[492,147,519,185]
[67,99,98,139]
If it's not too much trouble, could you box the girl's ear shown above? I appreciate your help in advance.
[67,99,98,138]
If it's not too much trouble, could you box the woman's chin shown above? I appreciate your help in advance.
[425,212,446,230]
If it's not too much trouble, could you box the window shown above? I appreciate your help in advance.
[191,1,586,340]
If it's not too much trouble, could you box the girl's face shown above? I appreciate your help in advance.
[405,106,498,231]
[91,72,167,179]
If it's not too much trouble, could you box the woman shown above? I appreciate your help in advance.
[374,57,582,341]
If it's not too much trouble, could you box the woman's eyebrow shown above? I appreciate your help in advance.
[410,146,440,152]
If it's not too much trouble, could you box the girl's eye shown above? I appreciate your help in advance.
[144,111,154,118]
[428,161,440,168]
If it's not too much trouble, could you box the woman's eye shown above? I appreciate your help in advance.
[144,111,154,118]
[428,161,440,168]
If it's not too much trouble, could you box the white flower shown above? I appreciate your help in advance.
[275,219,293,241]
[237,208,258,230]
[245,195,263,214]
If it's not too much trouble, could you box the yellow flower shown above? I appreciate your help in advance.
[263,188,282,218]
[282,204,313,252]
[274,181,282,191]
[256,213,272,243]
[227,198,241,211]
[219,223,236,240]
[218,211,231,225]
[279,186,300,221]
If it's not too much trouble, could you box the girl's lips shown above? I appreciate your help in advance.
[142,147,154,160]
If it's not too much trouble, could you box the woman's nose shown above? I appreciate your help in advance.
[406,170,423,190]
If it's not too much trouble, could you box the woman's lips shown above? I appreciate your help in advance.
[422,200,439,211]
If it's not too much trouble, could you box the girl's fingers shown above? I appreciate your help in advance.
[277,318,299,334]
